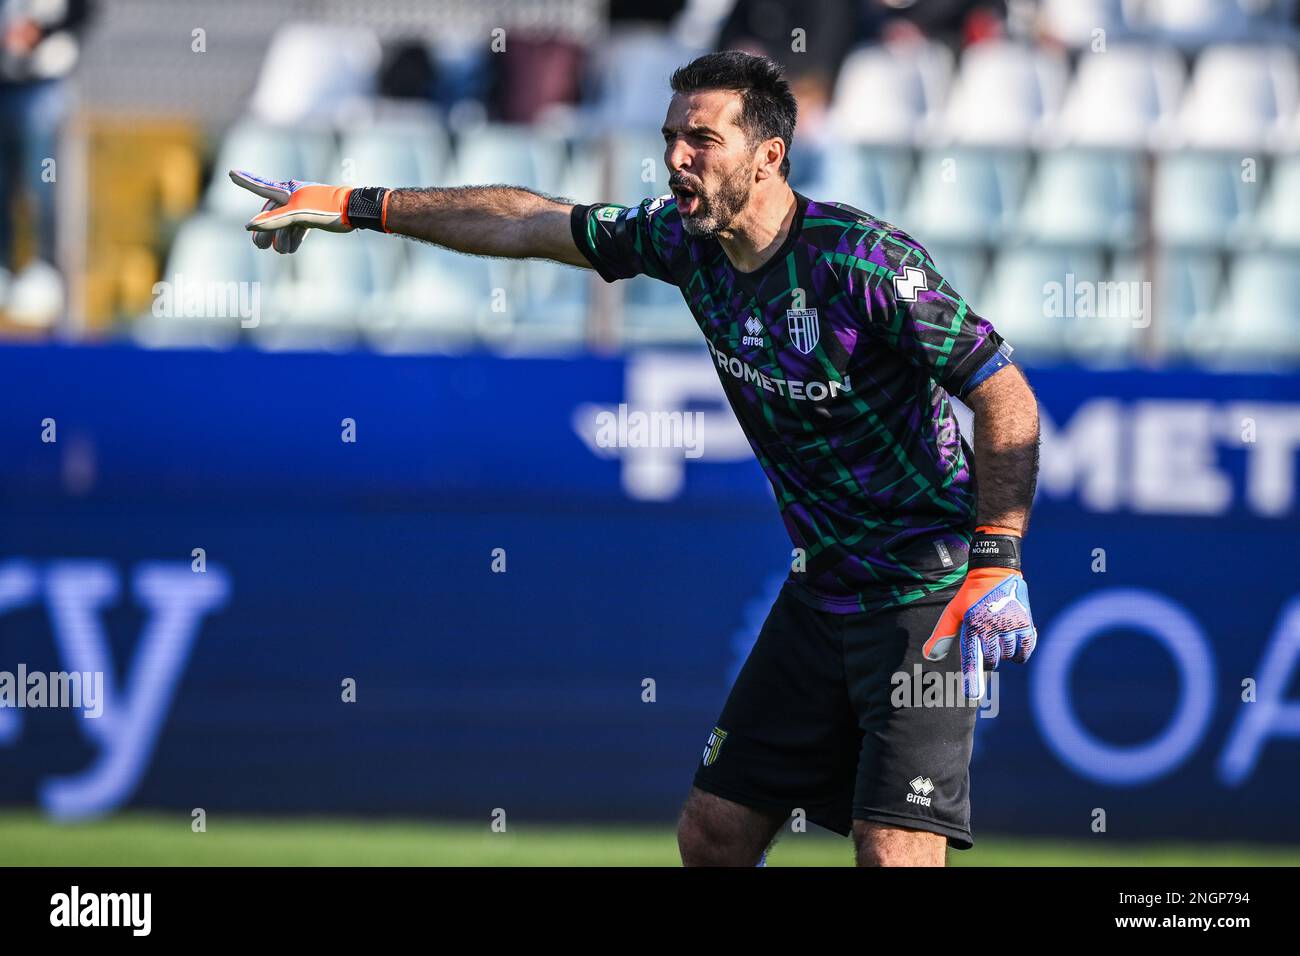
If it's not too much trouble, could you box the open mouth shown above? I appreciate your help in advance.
[671,184,701,216]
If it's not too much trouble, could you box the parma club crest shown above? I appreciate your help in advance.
[702,726,728,766]
[786,308,820,355]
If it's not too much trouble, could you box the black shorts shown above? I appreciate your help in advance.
[693,581,979,849]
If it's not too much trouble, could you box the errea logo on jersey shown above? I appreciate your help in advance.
[742,314,765,347]
[893,266,927,302]
[908,776,935,806]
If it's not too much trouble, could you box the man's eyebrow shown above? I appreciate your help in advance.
[661,124,723,139]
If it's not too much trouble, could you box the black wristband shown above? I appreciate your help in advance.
[347,186,389,232]
[968,532,1021,570]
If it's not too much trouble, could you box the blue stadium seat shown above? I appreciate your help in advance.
[449,124,567,192]
[362,241,497,354]
[917,241,987,310]
[1156,249,1226,359]
[981,243,1107,363]
[1254,155,1300,248]
[623,276,696,346]
[803,146,913,225]
[133,215,259,349]
[205,121,337,219]
[338,116,450,188]
[1191,252,1300,368]
[1017,149,1142,246]
[1152,152,1257,248]
[901,148,1031,243]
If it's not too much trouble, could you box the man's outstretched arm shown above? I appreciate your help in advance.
[923,363,1041,700]
[228,170,590,268]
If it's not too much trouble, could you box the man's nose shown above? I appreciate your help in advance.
[665,138,692,174]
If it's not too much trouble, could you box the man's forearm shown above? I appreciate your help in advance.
[382,186,586,266]
[965,364,1040,535]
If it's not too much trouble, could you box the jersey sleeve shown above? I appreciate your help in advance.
[568,195,678,284]
[848,228,1013,400]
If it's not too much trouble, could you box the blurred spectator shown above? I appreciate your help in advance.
[0,0,90,325]
[860,0,1008,52]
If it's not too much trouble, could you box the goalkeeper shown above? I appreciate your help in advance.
[230,51,1040,868]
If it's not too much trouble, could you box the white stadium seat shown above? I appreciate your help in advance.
[1175,44,1299,149]
[1057,45,1185,148]
[827,41,954,145]
[940,42,1068,146]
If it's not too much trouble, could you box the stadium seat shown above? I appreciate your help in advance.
[493,260,590,354]
[1057,45,1185,148]
[940,42,1068,146]
[362,241,499,354]
[827,42,955,145]
[900,148,1031,243]
[1140,0,1289,46]
[622,276,696,346]
[607,131,673,206]
[248,233,405,352]
[980,243,1108,363]
[1189,252,1300,368]
[1016,149,1142,246]
[133,215,258,349]
[1253,155,1300,248]
[802,145,913,225]
[1067,254,1149,366]
[1038,0,1137,48]
[1175,44,1299,149]
[338,117,450,188]
[248,22,382,125]
[205,121,337,218]
[559,140,608,207]
[919,241,988,310]
[588,28,700,132]
[1152,152,1257,248]
[1156,249,1225,359]
[448,123,567,192]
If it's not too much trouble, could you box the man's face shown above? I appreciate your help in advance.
[662,90,757,237]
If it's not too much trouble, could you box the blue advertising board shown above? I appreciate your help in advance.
[1,343,1297,843]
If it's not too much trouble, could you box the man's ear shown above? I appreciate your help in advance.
[756,137,783,181]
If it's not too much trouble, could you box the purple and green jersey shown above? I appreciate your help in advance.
[569,192,1013,614]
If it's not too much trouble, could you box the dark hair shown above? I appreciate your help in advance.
[669,51,797,180]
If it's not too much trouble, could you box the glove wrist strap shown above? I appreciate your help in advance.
[969,529,1021,570]
[347,187,390,232]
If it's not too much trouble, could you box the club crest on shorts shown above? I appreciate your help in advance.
[702,726,728,766]
[786,308,820,355]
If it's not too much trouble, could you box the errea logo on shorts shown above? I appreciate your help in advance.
[907,776,935,807]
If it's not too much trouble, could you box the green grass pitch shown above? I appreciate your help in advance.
[1,812,1297,866]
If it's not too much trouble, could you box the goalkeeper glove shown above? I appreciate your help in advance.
[228,170,389,253]
[922,526,1036,701]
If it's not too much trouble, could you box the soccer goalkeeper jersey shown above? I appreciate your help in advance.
[570,192,1013,613]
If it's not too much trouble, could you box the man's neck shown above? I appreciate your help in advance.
[717,184,798,274]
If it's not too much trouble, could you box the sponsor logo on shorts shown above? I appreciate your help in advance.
[907,775,935,807]
[702,726,728,766]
